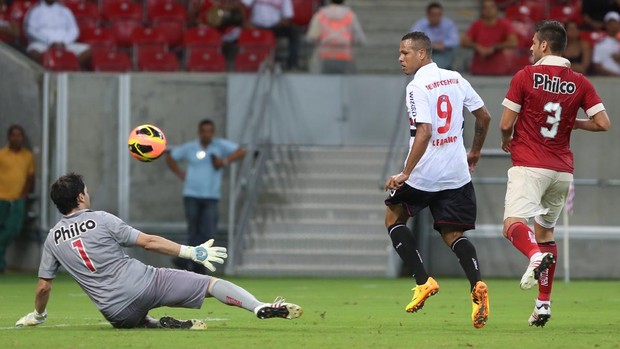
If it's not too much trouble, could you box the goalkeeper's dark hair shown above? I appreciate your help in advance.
[534,20,566,54]
[198,119,215,129]
[51,173,86,215]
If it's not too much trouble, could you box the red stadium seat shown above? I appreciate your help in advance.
[580,30,607,46]
[549,4,583,26]
[238,28,276,49]
[131,26,167,53]
[90,47,131,71]
[100,0,128,18]
[136,48,179,71]
[233,50,271,72]
[183,25,221,48]
[42,47,81,71]
[504,2,545,23]
[291,0,317,26]
[65,1,100,32]
[105,0,143,47]
[235,28,275,71]
[148,1,187,48]
[8,0,36,45]
[510,20,534,49]
[185,48,227,72]
[79,26,116,54]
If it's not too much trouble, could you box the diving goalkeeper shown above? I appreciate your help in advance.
[16,173,302,329]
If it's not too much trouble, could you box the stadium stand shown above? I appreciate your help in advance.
[41,47,81,71]
[234,28,275,71]
[90,47,132,71]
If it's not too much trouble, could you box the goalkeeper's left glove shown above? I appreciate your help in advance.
[179,239,228,272]
[16,310,47,327]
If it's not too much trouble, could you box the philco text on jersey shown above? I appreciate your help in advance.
[533,73,576,94]
[54,220,97,245]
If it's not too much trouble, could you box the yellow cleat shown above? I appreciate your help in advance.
[471,281,490,329]
[405,277,439,313]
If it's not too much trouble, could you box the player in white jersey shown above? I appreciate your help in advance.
[384,32,492,328]
[15,173,302,329]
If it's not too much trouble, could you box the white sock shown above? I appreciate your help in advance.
[530,252,544,263]
[209,280,263,312]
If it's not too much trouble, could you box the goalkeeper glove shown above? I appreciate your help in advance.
[179,239,227,272]
[16,310,47,327]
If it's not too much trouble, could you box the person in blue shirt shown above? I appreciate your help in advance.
[166,119,246,274]
[410,2,460,69]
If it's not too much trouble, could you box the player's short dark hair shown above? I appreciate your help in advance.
[535,20,567,53]
[401,32,433,56]
[198,119,215,129]
[51,173,85,215]
[426,2,442,13]
[331,0,345,4]
[7,124,24,137]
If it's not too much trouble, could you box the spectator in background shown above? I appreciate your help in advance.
[582,0,620,31]
[0,125,35,274]
[592,11,620,76]
[461,0,517,75]
[242,0,300,70]
[305,0,366,74]
[24,0,91,69]
[410,2,459,69]
[166,119,245,274]
[0,0,18,45]
[563,20,592,74]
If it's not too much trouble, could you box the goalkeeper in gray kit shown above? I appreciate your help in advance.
[16,173,302,329]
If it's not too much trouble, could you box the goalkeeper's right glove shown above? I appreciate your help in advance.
[179,239,228,272]
[16,310,47,327]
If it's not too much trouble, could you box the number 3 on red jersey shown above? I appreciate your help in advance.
[72,238,97,272]
[541,102,561,138]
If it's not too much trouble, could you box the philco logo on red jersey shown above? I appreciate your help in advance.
[533,73,576,94]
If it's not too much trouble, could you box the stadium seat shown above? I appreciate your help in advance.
[42,47,81,71]
[90,47,131,71]
[79,26,116,54]
[65,1,100,32]
[580,30,607,46]
[148,1,187,48]
[504,2,545,23]
[105,0,143,47]
[510,20,534,49]
[291,0,317,26]
[238,28,276,49]
[131,26,168,66]
[233,50,271,72]
[185,48,227,72]
[234,28,275,71]
[183,25,221,50]
[100,0,128,18]
[136,48,179,71]
[549,4,583,26]
[8,0,36,45]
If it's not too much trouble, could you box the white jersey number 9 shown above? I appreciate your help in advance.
[541,102,562,138]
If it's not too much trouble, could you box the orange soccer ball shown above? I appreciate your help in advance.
[127,124,167,162]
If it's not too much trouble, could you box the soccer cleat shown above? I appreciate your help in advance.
[255,297,303,320]
[159,316,207,330]
[405,277,439,313]
[471,281,490,329]
[520,253,555,290]
[528,303,551,327]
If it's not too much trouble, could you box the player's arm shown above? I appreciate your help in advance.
[385,122,432,190]
[165,152,185,180]
[468,106,491,172]
[135,232,227,272]
[574,110,611,132]
[16,278,52,327]
[500,107,519,153]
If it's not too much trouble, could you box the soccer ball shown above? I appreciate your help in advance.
[127,124,167,162]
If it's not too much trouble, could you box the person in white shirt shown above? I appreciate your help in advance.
[242,0,299,70]
[592,11,620,76]
[24,0,91,68]
[383,32,492,328]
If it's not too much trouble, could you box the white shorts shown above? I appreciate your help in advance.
[27,41,90,56]
[503,166,573,228]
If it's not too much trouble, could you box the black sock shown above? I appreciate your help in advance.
[451,237,482,290]
[388,224,429,285]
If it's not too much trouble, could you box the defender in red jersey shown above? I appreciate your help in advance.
[500,20,611,327]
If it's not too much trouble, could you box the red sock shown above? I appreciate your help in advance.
[506,222,540,259]
[537,242,557,302]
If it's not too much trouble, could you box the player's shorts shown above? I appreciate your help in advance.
[105,268,211,328]
[504,166,573,228]
[27,41,90,56]
[385,181,476,233]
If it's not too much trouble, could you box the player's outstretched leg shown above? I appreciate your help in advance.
[254,297,303,320]
[471,281,490,329]
[520,252,555,290]
[528,300,551,327]
[406,277,439,313]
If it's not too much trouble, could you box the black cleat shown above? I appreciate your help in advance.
[255,297,303,320]
[159,316,207,330]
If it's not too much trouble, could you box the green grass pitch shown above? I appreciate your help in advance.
[1,274,619,349]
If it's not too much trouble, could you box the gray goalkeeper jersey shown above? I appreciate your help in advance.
[39,209,156,319]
